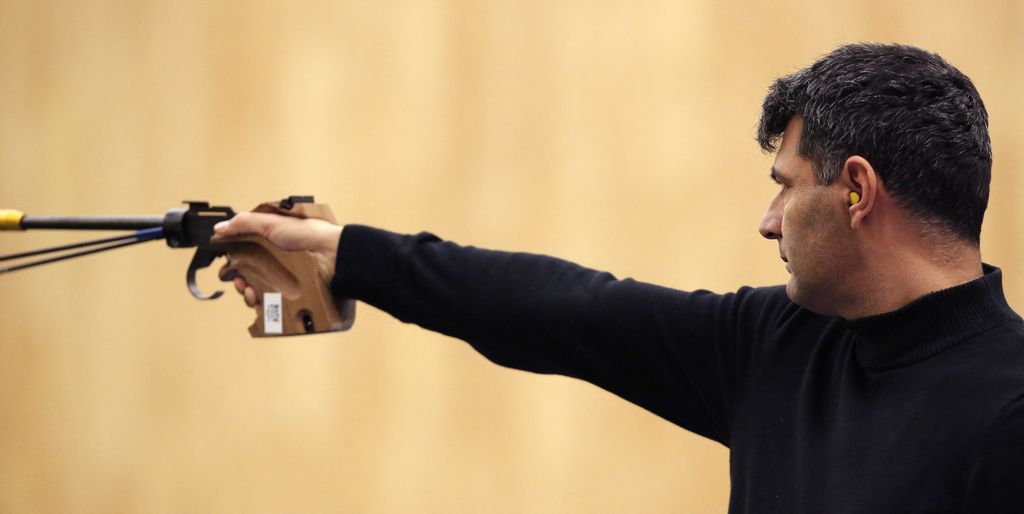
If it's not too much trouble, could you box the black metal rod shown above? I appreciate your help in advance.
[0,229,165,273]
[20,215,164,230]
[0,229,160,262]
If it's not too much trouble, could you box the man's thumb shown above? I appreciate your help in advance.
[213,212,277,238]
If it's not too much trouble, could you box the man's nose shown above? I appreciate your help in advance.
[758,196,782,240]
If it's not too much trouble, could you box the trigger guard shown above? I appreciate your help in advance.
[187,245,228,300]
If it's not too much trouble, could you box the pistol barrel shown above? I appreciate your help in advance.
[19,215,164,231]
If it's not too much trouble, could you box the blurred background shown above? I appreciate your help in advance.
[1,0,1022,512]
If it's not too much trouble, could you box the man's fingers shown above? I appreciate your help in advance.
[214,211,326,252]
[213,209,342,288]
[233,277,257,307]
[243,286,258,307]
[213,212,282,238]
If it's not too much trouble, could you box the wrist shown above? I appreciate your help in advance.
[315,223,344,281]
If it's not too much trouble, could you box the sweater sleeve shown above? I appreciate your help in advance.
[329,225,786,445]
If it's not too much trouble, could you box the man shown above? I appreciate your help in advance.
[215,43,1024,512]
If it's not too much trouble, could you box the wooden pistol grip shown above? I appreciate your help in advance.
[218,201,355,337]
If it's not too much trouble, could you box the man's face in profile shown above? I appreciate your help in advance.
[759,117,857,315]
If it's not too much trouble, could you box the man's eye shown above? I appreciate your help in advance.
[769,172,788,193]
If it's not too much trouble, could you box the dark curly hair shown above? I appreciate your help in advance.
[757,43,992,245]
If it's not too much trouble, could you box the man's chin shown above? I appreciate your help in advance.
[785,280,835,316]
[784,280,800,304]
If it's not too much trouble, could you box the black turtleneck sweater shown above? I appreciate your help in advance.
[330,225,1024,513]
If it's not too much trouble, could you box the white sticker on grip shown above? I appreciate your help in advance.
[264,292,283,335]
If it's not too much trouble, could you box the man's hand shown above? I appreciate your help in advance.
[213,212,343,307]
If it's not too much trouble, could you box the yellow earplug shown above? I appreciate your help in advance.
[849,192,861,205]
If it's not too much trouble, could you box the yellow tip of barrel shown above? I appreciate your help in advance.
[0,210,25,230]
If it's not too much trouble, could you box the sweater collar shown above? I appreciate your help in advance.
[845,264,1020,372]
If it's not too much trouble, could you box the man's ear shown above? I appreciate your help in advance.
[841,155,878,230]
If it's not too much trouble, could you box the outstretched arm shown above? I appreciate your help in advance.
[215,214,784,445]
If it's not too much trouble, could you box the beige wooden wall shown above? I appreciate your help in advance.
[1,1,1022,512]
